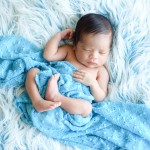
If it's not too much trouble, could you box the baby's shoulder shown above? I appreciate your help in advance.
[60,44,73,51]
[97,65,109,77]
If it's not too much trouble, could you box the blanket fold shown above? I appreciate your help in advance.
[0,35,150,150]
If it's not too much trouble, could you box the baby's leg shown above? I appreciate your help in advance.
[25,68,61,112]
[45,74,60,101]
[46,74,92,117]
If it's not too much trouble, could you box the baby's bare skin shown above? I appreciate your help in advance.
[32,98,61,112]
[45,74,61,102]
[25,68,61,112]
[26,13,113,116]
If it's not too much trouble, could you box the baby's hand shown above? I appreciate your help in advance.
[60,29,74,40]
[72,70,95,86]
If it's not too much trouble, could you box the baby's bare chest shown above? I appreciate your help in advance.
[65,51,98,78]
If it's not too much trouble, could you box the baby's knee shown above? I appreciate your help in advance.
[82,102,92,117]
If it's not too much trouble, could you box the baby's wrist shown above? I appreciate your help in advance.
[89,80,97,87]
[55,32,62,41]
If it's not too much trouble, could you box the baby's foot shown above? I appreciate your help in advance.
[33,99,61,112]
[45,74,60,102]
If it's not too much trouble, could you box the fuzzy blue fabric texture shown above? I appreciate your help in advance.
[0,36,150,150]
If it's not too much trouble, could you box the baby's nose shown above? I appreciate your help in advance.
[90,51,98,59]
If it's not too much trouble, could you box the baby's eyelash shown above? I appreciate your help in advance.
[99,52,105,54]
[83,49,91,51]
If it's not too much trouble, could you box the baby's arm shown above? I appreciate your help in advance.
[43,29,74,61]
[90,67,109,102]
[72,66,109,102]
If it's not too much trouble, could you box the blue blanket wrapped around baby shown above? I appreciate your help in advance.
[0,35,150,150]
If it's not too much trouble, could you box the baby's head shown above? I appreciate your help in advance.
[73,13,113,68]
[73,13,113,47]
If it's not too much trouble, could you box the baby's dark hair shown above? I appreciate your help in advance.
[73,13,113,46]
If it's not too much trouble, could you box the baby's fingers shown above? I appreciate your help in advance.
[67,30,74,39]
[73,70,85,75]
[73,77,83,83]
[72,73,83,79]
[72,70,85,77]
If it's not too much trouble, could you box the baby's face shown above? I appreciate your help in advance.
[74,33,112,68]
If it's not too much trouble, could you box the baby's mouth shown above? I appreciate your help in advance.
[87,62,97,65]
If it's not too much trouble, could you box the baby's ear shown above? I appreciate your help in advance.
[72,32,76,47]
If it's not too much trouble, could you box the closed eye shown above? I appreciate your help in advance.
[83,49,91,51]
[99,51,109,54]
[99,52,106,54]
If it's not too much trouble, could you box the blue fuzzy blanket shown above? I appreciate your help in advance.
[0,36,150,150]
